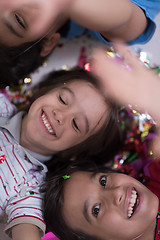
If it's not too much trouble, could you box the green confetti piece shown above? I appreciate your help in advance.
[29,191,34,195]
[121,121,126,131]
[62,175,71,180]
[127,153,138,162]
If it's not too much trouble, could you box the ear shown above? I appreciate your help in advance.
[40,32,60,57]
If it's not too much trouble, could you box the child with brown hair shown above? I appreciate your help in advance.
[0,68,122,240]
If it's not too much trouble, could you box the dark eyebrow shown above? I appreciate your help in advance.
[5,20,23,38]
[83,172,98,224]
[61,86,89,133]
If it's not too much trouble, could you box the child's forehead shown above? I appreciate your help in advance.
[66,171,95,184]
[67,80,103,98]
[67,171,139,184]
[53,80,98,94]
[63,172,91,197]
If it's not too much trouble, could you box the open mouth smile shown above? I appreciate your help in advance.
[41,110,56,136]
[127,188,139,218]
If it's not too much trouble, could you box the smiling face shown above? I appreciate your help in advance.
[20,80,108,155]
[63,171,159,240]
[0,0,71,46]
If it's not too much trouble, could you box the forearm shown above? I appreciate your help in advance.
[68,0,129,29]
[68,0,147,42]
[12,224,41,240]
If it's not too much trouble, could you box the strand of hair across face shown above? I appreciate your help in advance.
[15,14,62,58]
[132,232,144,240]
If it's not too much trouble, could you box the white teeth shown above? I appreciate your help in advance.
[127,190,138,218]
[41,113,54,134]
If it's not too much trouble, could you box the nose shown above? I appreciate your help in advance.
[104,186,123,206]
[53,109,65,125]
[29,0,74,36]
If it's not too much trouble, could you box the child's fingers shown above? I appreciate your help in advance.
[91,46,153,109]
[91,48,134,105]
[92,47,132,85]
[92,48,124,80]
[113,43,142,70]
[91,48,121,92]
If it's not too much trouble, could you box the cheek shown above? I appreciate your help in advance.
[103,211,122,229]
[62,132,84,148]
[32,94,53,107]
[100,213,134,239]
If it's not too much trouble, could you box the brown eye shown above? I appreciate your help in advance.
[92,204,101,218]
[99,175,107,188]
[15,14,25,29]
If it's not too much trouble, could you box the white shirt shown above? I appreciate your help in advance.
[0,94,51,237]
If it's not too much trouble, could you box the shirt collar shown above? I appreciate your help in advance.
[1,111,51,171]
[2,111,23,142]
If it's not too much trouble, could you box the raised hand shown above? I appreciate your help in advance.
[92,44,160,120]
[92,44,160,157]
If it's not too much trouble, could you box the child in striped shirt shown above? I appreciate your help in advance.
[0,68,121,240]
